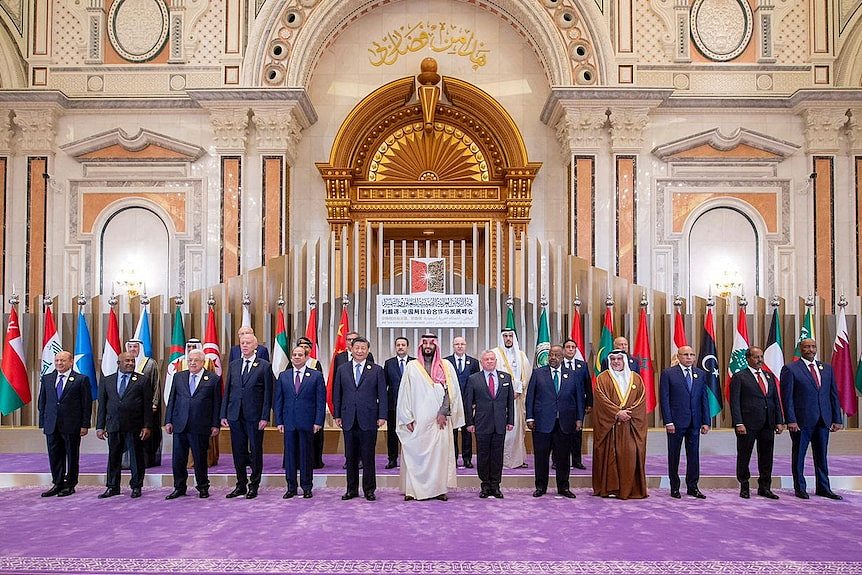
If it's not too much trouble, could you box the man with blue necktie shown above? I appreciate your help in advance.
[446,336,480,468]
[384,337,413,469]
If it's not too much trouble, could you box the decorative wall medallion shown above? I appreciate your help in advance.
[690,0,752,61]
[108,0,169,62]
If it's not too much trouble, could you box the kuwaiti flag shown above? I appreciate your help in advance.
[41,304,62,376]
[0,307,30,416]
[569,304,586,362]
[133,305,153,359]
[632,305,656,412]
[831,306,857,416]
[101,306,121,377]
[203,307,222,377]
[698,307,722,417]
[74,311,98,397]
[670,307,688,366]
[724,304,749,401]
[163,307,186,404]
[272,306,290,377]
[534,305,550,367]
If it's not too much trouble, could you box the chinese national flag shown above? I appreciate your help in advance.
[326,307,349,414]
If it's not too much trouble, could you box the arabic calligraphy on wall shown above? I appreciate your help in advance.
[368,21,489,70]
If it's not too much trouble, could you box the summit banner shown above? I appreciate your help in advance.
[377,294,479,327]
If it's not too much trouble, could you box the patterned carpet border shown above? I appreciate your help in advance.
[1,559,861,575]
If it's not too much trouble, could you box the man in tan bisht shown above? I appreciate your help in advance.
[493,328,531,468]
[397,332,464,501]
[592,349,648,499]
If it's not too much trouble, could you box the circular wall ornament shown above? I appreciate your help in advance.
[108,0,169,62]
[690,0,752,61]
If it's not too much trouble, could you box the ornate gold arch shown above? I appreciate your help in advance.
[316,60,540,291]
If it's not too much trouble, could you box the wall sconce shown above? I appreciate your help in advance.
[115,266,144,297]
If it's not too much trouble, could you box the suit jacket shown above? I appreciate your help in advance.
[780,359,842,428]
[96,371,155,433]
[730,368,784,430]
[38,371,92,434]
[659,365,710,430]
[333,350,375,374]
[165,369,221,435]
[463,370,514,434]
[220,357,274,422]
[274,367,326,431]
[444,354,481,393]
[228,344,271,363]
[332,361,387,431]
[383,355,414,408]
[525,365,585,434]
[563,357,593,408]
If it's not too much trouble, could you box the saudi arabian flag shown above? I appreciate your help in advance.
[0,307,30,416]
[594,305,614,376]
[271,306,290,377]
[793,307,814,360]
[535,306,550,367]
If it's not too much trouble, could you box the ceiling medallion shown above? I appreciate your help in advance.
[108,0,169,62]
[690,0,753,62]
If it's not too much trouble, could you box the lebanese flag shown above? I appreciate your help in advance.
[632,306,656,412]
[271,307,290,378]
[305,305,319,359]
[569,305,586,362]
[101,306,121,377]
[724,304,750,401]
[203,307,222,377]
[41,305,62,376]
[670,307,687,366]
[0,307,30,416]
[832,306,857,416]
[327,306,350,414]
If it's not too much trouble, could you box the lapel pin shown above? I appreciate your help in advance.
[563,374,568,379]
[693,374,698,379]
[68,376,75,381]
[131,376,138,382]
[366,364,371,370]
[253,362,259,368]
[203,375,209,381]
[465,360,471,365]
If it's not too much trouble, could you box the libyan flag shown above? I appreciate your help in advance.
[698,307,722,417]
[594,305,614,376]
[0,307,30,416]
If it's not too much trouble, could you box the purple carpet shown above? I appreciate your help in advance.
[0,485,860,574]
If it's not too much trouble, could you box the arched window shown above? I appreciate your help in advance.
[100,207,170,297]
[688,207,760,297]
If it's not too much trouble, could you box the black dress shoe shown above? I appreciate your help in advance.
[816,490,843,500]
[435,493,448,501]
[303,491,313,499]
[492,490,503,499]
[41,485,62,497]
[98,488,120,499]
[670,490,681,499]
[365,493,376,501]
[757,489,779,500]
[795,490,810,500]
[198,488,210,499]
[404,495,415,501]
[464,461,474,469]
[165,489,187,500]
[557,489,577,499]
[341,492,358,500]
[226,486,247,499]
[532,489,545,498]
[283,490,297,499]
[479,490,490,498]
[687,489,707,499]
[740,486,750,499]
[245,487,258,499]
[551,463,556,470]
[130,488,142,499]
[573,462,587,470]
[384,461,397,469]
[57,487,75,497]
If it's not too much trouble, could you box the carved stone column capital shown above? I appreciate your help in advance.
[608,106,651,152]
[800,107,848,154]
[13,107,60,154]
[208,107,249,153]
[0,109,12,153]
[555,106,607,155]
[251,106,302,163]
[846,108,862,153]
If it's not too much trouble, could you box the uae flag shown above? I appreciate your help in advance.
[832,306,857,416]
[670,307,687,366]
[271,306,290,378]
[0,307,30,416]
[632,306,656,412]
[593,305,614,376]
[724,304,749,401]
[327,306,350,413]
[698,307,722,417]
[41,304,62,376]
[569,304,586,361]
[101,306,121,377]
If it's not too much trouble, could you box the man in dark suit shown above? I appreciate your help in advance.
[275,345,326,499]
[526,344,585,499]
[730,346,784,500]
[96,351,154,498]
[38,350,91,497]
[220,333,273,499]
[600,336,641,373]
[227,326,271,363]
[464,350,514,498]
[164,348,221,500]
[297,336,326,470]
[780,338,844,500]
[333,336,387,501]
[562,338,590,469]
[446,336,480,468]
[660,345,711,499]
[383,336,413,469]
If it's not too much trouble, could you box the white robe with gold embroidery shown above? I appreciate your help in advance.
[494,346,531,468]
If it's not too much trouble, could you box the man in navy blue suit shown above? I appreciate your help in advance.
[221,333,273,500]
[659,345,710,499]
[600,337,641,373]
[446,336,480,468]
[780,338,844,500]
[275,345,326,499]
[383,337,413,469]
[164,349,221,500]
[562,339,590,470]
[227,326,270,363]
[38,350,92,497]
[333,336,387,501]
[526,344,585,499]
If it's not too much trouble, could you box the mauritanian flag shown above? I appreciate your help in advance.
[594,305,614,376]
[203,307,222,377]
[698,307,722,417]
[831,306,856,416]
[41,305,62,376]
[632,306,656,412]
[271,306,290,378]
[535,306,550,367]
[101,306,121,377]
[163,307,186,403]
[569,304,586,362]
[0,307,30,416]
[305,305,319,359]
[327,306,350,413]
[793,307,815,360]
[670,307,688,366]
[724,304,749,401]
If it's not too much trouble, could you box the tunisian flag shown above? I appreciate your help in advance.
[203,307,222,377]
[632,306,656,412]
[326,306,349,414]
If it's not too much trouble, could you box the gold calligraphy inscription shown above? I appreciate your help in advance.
[368,21,489,70]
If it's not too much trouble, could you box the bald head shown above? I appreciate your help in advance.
[677,346,696,368]
[54,350,73,373]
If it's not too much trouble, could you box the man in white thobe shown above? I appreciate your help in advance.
[396,333,465,501]
[494,329,531,468]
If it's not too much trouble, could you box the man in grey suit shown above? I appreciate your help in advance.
[164,349,221,500]
[464,350,514,498]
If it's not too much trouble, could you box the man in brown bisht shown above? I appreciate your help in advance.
[592,349,648,499]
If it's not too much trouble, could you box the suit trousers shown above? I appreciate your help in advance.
[570,428,584,466]
[171,431,210,491]
[313,425,325,467]
[107,431,145,489]
[343,425,377,495]
[228,418,265,487]
[790,419,831,493]
[454,426,473,463]
[475,432,505,492]
[284,429,314,493]
[736,424,775,490]
[667,425,701,492]
[533,420,573,492]
[386,408,400,463]
[46,431,82,488]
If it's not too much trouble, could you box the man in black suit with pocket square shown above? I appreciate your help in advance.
[446,336,480,468]
[38,350,92,497]
[383,336,413,469]
[464,350,514,498]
